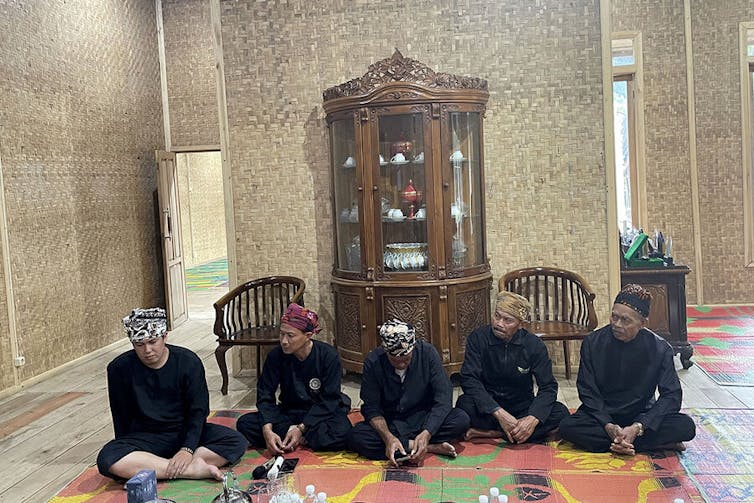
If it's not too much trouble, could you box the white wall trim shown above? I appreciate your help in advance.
[0,148,20,388]
[740,22,754,268]
[0,337,129,401]
[210,0,237,290]
[684,0,704,302]
[601,0,621,300]
[156,0,172,151]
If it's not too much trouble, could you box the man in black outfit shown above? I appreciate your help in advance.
[236,303,352,454]
[97,308,248,481]
[457,291,568,444]
[559,284,696,455]
[347,319,469,466]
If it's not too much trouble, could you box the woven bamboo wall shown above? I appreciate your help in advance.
[218,0,611,357]
[163,0,220,148]
[177,152,226,269]
[0,248,11,390]
[612,0,699,303]
[0,0,164,392]
[690,0,754,303]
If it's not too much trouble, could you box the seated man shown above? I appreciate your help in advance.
[457,291,568,444]
[97,308,248,481]
[559,284,696,455]
[347,320,469,466]
[236,304,352,454]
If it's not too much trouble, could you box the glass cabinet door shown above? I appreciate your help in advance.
[376,113,429,273]
[331,117,360,272]
[447,112,484,269]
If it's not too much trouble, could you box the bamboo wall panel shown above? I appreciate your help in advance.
[163,0,220,148]
[612,0,699,303]
[177,152,226,269]
[0,0,164,391]
[690,0,754,303]
[218,0,611,358]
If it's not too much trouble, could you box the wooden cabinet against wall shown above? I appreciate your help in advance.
[323,51,492,373]
[620,265,693,369]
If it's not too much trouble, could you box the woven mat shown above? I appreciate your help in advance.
[687,305,754,386]
[51,411,702,503]
[185,257,228,291]
[681,408,754,502]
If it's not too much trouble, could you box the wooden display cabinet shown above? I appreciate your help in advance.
[620,265,693,369]
[323,50,492,374]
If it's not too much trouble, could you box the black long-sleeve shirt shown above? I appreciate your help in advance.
[460,326,559,422]
[576,324,683,432]
[106,344,208,451]
[360,341,452,437]
[256,340,350,428]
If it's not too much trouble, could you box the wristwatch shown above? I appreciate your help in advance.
[633,422,644,437]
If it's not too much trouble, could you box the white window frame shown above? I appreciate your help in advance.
[612,32,647,231]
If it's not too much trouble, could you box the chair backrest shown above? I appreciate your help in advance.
[213,276,306,338]
[499,267,598,330]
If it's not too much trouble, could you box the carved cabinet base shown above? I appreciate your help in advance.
[333,274,491,374]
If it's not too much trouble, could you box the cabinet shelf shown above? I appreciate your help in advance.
[324,50,491,374]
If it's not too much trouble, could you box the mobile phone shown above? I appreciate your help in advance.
[394,453,411,463]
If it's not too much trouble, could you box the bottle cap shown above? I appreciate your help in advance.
[306,484,315,495]
[490,488,500,497]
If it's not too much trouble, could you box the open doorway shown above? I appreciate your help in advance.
[176,151,228,321]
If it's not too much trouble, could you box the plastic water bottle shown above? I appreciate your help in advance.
[303,484,316,502]
[479,496,489,503]
[316,491,327,503]
[498,495,509,503]
[489,487,500,500]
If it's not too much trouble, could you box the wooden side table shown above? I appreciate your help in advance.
[620,265,693,369]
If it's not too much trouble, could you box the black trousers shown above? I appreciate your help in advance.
[456,393,568,443]
[236,409,352,452]
[558,408,696,452]
[346,407,470,460]
[97,423,248,479]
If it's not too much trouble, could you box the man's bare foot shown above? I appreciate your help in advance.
[427,442,457,458]
[183,457,224,480]
[464,427,504,441]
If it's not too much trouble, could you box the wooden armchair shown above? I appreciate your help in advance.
[213,276,305,395]
[499,267,598,380]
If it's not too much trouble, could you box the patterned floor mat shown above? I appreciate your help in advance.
[185,257,228,291]
[681,408,754,502]
[51,411,703,503]
[687,305,754,386]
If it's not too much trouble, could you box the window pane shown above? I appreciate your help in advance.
[378,113,428,272]
[331,118,360,272]
[448,112,484,269]
[613,55,635,66]
[612,38,634,67]
[613,80,633,232]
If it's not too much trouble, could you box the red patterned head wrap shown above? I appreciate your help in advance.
[280,303,321,334]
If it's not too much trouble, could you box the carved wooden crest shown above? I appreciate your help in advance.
[323,49,488,101]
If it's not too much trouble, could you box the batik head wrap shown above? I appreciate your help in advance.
[379,319,416,357]
[280,303,321,334]
[495,291,532,322]
[123,307,167,342]
[614,283,652,319]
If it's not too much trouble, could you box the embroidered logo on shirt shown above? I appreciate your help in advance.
[309,378,321,391]
[517,366,530,374]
